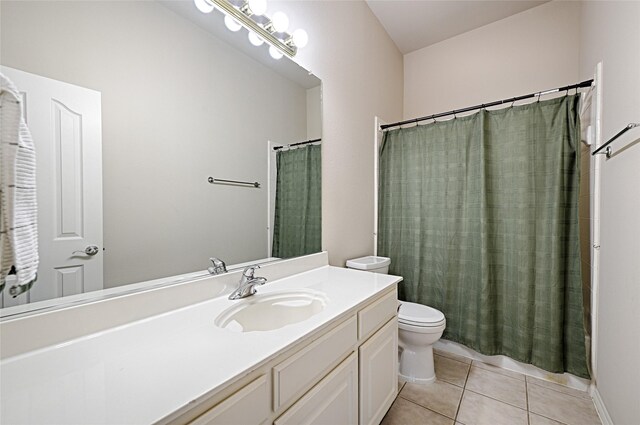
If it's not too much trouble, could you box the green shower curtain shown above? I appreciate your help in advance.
[272,144,321,258]
[378,95,589,378]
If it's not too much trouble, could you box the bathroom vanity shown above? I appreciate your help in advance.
[0,254,401,425]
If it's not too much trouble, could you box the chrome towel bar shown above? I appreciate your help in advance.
[208,177,260,188]
[592,123,639,158]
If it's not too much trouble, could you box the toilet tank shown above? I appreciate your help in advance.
[345,256,391,274]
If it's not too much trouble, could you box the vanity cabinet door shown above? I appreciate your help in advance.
[274,352,358,425]
[191,375,269,425]
[359,317,398,425]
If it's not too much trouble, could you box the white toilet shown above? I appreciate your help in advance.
[346,256,446,385]
[397,301,446,384]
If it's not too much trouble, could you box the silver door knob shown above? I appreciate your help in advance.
[73,245,99,256]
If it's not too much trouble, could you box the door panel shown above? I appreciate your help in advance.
[56,265,85,297]
[53,99,84,239]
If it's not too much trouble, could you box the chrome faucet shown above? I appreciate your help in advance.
[208,257,227,275]
[228,265,267,300]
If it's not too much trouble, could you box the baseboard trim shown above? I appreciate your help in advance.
[590,385,613,425]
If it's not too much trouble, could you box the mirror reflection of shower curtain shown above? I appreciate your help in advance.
[272,145,321,258]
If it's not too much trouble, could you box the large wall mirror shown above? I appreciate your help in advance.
[0,0,322,317]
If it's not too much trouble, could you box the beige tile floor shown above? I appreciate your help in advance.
[382,350,602,425]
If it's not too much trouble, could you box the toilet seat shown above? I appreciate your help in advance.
[398,301,445,327]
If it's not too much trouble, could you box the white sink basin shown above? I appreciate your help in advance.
[215,290,328,332]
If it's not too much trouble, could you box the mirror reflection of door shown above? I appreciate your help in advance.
[1,67,103,307]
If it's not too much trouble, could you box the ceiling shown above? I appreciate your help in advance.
[366,0,549,54]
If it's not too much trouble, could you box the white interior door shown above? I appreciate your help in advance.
[1,66,103,305]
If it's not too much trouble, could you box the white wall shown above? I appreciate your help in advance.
[580,2,640,423]
[403,1,581,119]
[307,85,322,140]
[0,1,309,287]
[271,0,404,266]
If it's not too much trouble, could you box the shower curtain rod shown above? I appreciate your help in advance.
[380,79,594,131]
[273,138,321,151]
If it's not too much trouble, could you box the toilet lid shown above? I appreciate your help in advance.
[398,301,445,326]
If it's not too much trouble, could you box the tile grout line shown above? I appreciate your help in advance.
[439,352,587,399]
[407,355,594,425]
[436,355,472,388]
[463,388,529,412]
[431,355,594,425]
[465,364,529,411]
[525,378,594,425]
[527,379,591,401]
[435,351,473,366]
[525,376,531,425]
[530,410,573,425]
[398,356,471,423]
[434,353,473,375]
[453,360,472,422]
[473,361,527,383]
[396,395,456,422]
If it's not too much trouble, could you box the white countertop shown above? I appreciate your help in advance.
[0,266,400,424]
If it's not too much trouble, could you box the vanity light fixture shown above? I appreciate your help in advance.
[248,32,264,46]
[224,15,242,32]
[269,45,283,60]
[292,29,308,48]
[194,0,215,13]
[247,0,267,16]
[193,0,308,59]
[271,11,289,33]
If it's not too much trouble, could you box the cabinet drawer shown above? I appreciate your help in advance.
[273,316,357,411]
[275,352,358,425]
[358,289,397,341]
[191,375,269,425]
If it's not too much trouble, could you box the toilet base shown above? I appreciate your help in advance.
[399,373,436,385]
[398,344,437,385]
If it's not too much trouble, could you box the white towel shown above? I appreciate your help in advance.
[0,72,39,294]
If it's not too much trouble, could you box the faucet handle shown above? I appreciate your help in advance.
[242,264,260,278]
[208,257,227,275]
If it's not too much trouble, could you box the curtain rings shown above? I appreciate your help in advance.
[510,97,516,108]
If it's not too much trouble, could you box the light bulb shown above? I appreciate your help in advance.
[269,45,283,60]
[248,0,267,16]
[292,29,308,48]
[224,15,242,32]
[194,0,214,13]
[248,32,264,46]
[271,11,289,32]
